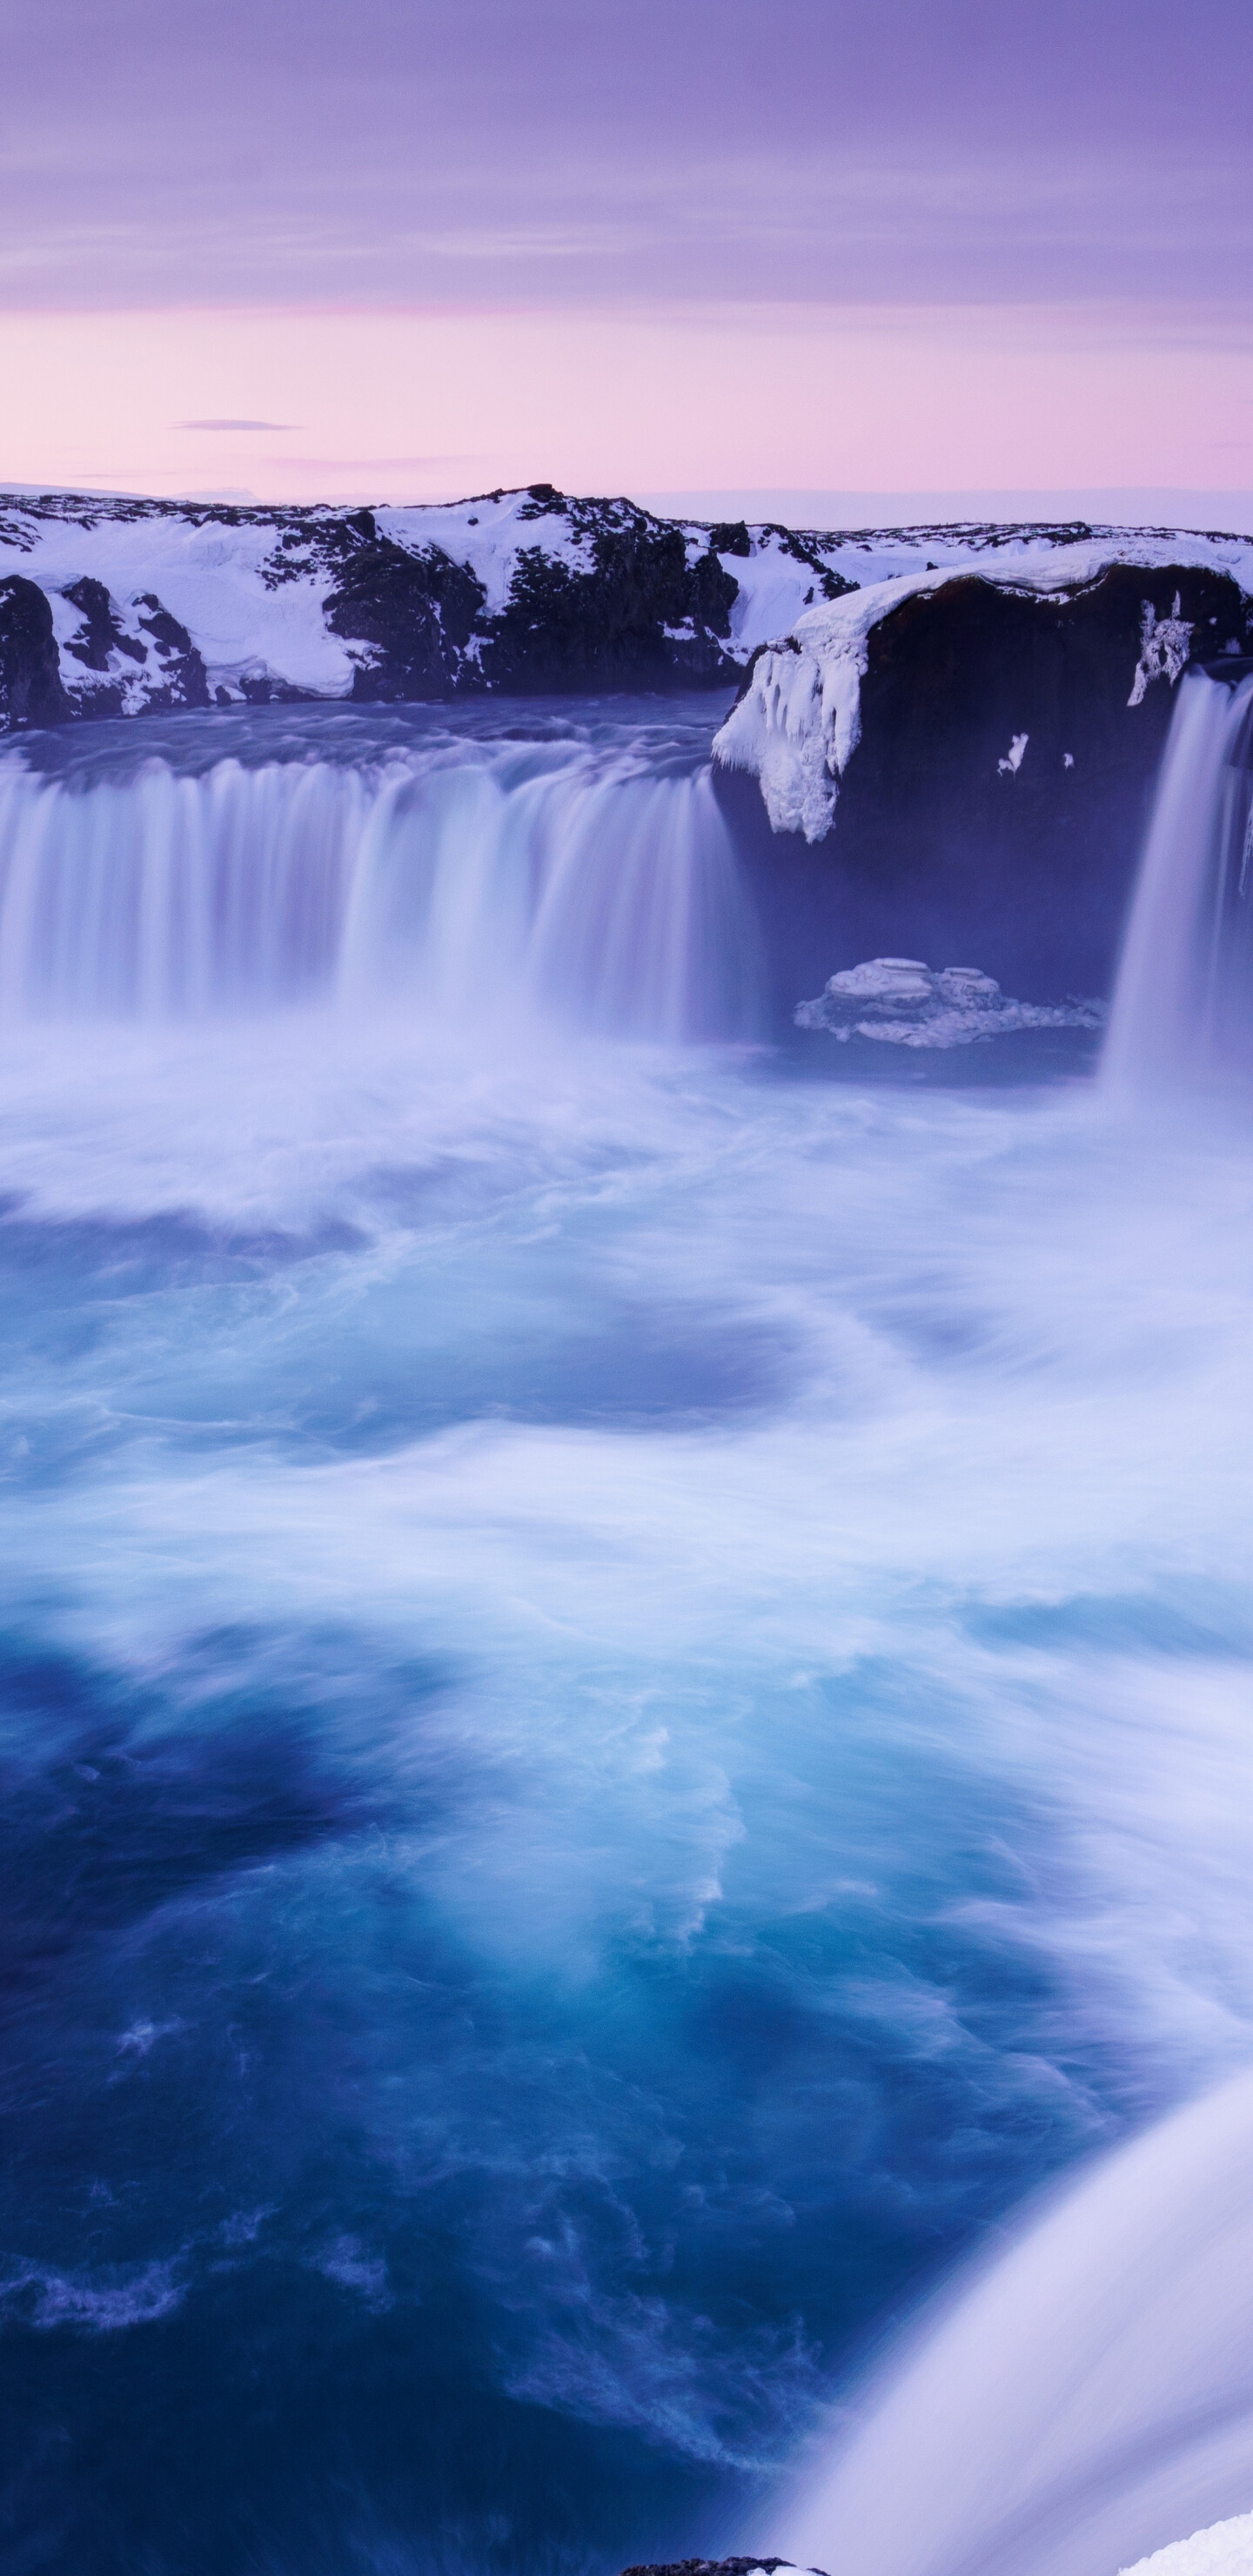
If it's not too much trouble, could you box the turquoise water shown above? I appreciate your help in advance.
[1,703,1251,2576]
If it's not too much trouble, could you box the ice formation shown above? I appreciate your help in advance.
[1129,594,1195,707]
[794,956,1103,1048]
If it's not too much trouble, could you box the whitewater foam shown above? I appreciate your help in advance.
[0,708,757,1040]
[2,698,1252,2573]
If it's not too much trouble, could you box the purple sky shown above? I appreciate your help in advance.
[4,0,1252,505]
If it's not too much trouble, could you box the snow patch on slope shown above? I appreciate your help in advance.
[375,490,593,615]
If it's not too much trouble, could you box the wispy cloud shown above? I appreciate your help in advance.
[177,418,298,431]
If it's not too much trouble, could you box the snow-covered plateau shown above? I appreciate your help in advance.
[0,482,870,725]
[3,482,1248,737]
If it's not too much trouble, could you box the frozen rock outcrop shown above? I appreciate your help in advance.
[794,955,1102,1047]
[712,551,1252,1003]
[714,547,1252,845]
[620,2559,826,2576]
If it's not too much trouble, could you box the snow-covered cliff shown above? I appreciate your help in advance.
[6,482,1249,735]
[0,483,866,726]
[713,534,1253,842]
[707,540,1253,1008]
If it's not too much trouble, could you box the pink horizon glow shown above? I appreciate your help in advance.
[5,302,1253,509]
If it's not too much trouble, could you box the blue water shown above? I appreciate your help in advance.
[2,702,1252,2576]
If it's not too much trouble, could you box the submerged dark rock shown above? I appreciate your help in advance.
[620,2559,822,2576]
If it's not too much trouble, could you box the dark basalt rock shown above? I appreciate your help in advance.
[131,594,211,711]
[51,577,211,715]
[0,575,70,728]
[709,520,753,558]
[687,547,741,639]
[61,575,142,672]
[325,538,487,700]
[477,520,740,692]
[720,561,1251,1012]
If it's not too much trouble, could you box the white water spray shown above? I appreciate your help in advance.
[754,669,1253,2576]
[1105,665,1253,1087]
[769,2072,1253,2576]
[0,744,758,1039]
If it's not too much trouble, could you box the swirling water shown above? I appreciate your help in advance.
[1,699,1251,2576]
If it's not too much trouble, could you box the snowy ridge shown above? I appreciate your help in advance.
[6,485,1251,729]
[0,484,858,716]
[712,535,1253,842]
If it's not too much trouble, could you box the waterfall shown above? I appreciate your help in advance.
[1104,663,1253,1088]
[768,2072,1253,2576]
[0,741,760,1041]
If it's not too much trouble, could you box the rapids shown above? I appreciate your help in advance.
[1,694,1250,2576]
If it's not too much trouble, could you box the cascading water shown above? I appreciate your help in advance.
[750,670,1253,2576]
[767,2071,1253,2576]
[0,714,759,1038]
[3,693,1253,2576]
[1104,661,1253,1087]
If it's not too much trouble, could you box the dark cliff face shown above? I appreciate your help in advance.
[719,562,1251,1010]
[325,535,486,700]
[308,495,740,699]
[128,594,211,712]
[0,574,211,724]
[0,486,752,729]
[473,516,739,692]
[0,577,70,728]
